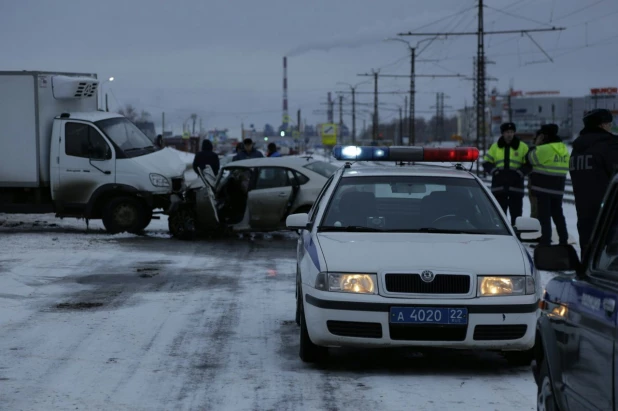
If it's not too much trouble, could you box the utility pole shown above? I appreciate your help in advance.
[434,93,440,140]
[373,70,379,141]
[162,112,165,136]
[327,92,334,123]
[339,95,344,131]
[404,95,408,143]
[409,48,415,145]
[297,108,302,151]
[430,92,450,141]
[398,1,565,155]
[359,71,464,144]
[352,88,356,143]
[399,106,403,145]
[477,0,486,157]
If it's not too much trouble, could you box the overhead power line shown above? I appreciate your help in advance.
[397,0,565,174]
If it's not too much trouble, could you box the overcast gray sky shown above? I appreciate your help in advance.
[2,0,617,138]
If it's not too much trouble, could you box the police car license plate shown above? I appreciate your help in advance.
[390,307,468,325]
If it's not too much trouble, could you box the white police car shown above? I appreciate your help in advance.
[287,145,542,364]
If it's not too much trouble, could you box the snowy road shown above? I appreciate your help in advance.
[0,213,551,411]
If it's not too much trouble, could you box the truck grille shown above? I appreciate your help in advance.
[473,325,528,341]
[385,273,471,294]
[327,321,382,338]
[172,178,183,192]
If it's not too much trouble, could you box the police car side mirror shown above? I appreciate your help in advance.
[286,213,309,230]
[513,216,541,233]
[533,244,581,273]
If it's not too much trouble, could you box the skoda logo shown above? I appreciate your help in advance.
[420,270,435,283]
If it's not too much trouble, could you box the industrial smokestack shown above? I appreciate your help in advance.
[283,56,289,130]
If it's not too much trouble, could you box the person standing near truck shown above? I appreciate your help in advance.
[193,139,220,176]
[232,138,264,161]
[570,109,618,257]
[526,124,570,246]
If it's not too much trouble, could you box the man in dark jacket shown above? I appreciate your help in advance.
[526,124,570,246]
[232,138,264,161]
[482,122,530,225]
[193,139,220,176]
[570,108,618,256]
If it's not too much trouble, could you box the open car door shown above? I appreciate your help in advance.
[193,167,220,231]
[248,167,295,230]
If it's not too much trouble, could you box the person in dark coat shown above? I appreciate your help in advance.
[193,139,220,176]
[232,138,264,161]
[482,122,530,225]
[570,108,618,256]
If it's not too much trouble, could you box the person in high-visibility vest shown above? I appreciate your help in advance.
[526,124,570,246]
[482,122,530,225]
[527,130,544,220]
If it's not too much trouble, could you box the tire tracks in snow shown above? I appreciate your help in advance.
[154,241,250,410]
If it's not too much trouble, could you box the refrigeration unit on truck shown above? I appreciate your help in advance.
[0,71,186,233]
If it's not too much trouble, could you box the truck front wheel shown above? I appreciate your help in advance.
[102,196,148,234]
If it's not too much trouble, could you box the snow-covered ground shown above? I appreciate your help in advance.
[0,201,581,410]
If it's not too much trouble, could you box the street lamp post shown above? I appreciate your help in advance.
[99,76,114,111]
[336,80,371,144]
[384,37,443,145]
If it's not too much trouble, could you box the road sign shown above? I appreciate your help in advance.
[292,131,300,139]
[182,131,190,140]
[321,123,337,145]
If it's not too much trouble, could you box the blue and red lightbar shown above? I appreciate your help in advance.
[332,145,479,162]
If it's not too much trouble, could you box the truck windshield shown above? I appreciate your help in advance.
[96,117,156,157]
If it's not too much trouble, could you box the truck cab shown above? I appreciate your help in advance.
[533,173,618,410]
[0,71,186,233]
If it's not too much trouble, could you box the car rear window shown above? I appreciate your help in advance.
[303,161,339,178]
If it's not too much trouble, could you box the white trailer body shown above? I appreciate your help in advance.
[0,72,99,188]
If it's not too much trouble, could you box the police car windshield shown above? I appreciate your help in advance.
[319,176,510,235]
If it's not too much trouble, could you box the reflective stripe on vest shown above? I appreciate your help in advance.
[484,141,529,169]
[529,143,569,176]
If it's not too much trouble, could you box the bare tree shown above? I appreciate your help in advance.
[117,104,138,122]
[138,110,151,122]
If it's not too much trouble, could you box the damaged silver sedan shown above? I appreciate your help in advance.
[168,157,338,239]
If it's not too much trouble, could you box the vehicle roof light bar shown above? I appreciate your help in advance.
[332,145,479,162]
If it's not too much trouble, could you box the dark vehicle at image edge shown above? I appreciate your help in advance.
[533,173,618,410]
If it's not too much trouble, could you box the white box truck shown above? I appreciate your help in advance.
[0,71,187,233]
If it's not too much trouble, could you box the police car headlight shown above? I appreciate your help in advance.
[478,276,535,296]
[315,272,377,294]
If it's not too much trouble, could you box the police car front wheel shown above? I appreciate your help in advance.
[299,300,328,363]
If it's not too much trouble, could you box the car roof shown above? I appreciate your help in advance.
[223,157,342,168]
[341,164,477,179]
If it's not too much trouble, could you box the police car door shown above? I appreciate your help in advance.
[561,181,618,411]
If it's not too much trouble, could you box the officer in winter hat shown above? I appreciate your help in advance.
[526,123,569,246]
[482,122,530,225]
[570,108,618,256]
